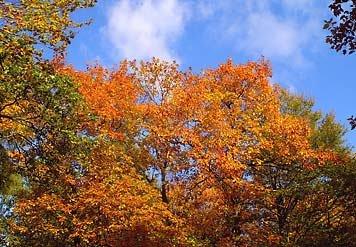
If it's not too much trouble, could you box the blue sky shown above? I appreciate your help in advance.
[67,0,356,147]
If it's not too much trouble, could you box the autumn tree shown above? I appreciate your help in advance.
[280,92,356,246]
[10,53,355,246]
[2,1,353,246]
[3,19,353,244]
[0,0,96,244]
[167,60,280,246]
[53,58,353,247]
[163,61,341,246]
[73,58,348,246]
[250,89,351,246]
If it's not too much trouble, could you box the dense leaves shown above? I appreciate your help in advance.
[21,58,350,247]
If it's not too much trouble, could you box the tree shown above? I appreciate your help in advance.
[11,60,189,246]
[324,0,356,55]
[256,89,352,246]
[0,0,96,244]
[171,65,348,246]
[4,44,354,246]
[52,58,354,247]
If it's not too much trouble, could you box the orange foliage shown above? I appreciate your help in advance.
[12,58,345,246]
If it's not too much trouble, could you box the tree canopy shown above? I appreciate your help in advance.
[1,1,355,246]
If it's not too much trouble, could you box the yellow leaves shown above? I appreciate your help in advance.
[0,102,35,139]
[258,114,318,169]
[1,0,95,53]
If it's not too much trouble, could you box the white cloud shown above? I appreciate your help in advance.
[236,12,304,63]
[220,0,322,66]
[102,0,322,67]
[105,0,189,62]
[188,0,323,91]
